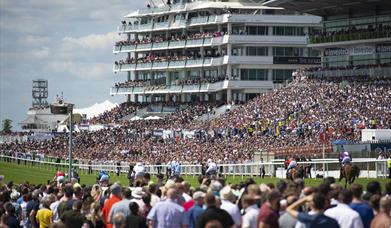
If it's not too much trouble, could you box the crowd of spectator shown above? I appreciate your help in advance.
[0,171,390,228]
[115,50,223,66]
[115,31,223,47]
[310,24,391,39]
[88,103,148,125]
[1,77,390,164]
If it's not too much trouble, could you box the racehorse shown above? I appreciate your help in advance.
[287,165,304,180]
[339,163,360,188]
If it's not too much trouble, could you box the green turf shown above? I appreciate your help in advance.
[0,160,389,189]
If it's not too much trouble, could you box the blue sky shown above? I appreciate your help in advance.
[0,0,144,129]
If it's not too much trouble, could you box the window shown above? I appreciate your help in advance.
[273,47,304,57]
[273,26,305,36]
[246,26,268,35]
[246,47,268,56]
[240,69,268,80]
[272,69,293,83]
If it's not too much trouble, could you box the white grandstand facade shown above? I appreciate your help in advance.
[111,0,322,103]
[265,0,391,79]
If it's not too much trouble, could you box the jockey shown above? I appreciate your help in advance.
[339,151,352,167]
[286,157,297,175]
[54,171,65,182]
[97,170,109,182]
[171,161,181,177]
[206,159,218,176]
[132,162,145,179]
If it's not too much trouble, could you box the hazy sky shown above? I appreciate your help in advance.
[0,0,144,129]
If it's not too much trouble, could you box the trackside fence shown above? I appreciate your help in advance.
[0,155,388,179]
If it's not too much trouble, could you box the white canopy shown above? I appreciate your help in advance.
[74,100,118,119]
[144,116,162,120]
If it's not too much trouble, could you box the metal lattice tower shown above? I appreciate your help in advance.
[32,79,48,108]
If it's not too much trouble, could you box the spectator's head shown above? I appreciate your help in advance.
[110,183,122,198]
[380,196,391,214]
[349,183,363,199]
[166,188,177,200]
[338,189,353,204]
[129,202,139,215]
[220,186,236,202]
[72,200,82,212]
[241,194,256,209]
[370,194,381,213]
[142,193,151,205]
[266,190,281,210]
[385,181,391,196]
[113,212,126,228]
[64,185,74,198]
[204,192,217,208]
[122,187,132,200]
[367,181,381,195]
[193,191,206,205]
[311,193,328,211]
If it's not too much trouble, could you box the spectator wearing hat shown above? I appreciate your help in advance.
[108,187,132,224]
[186,191,205,228]
[219,186,241,227]
[10,190,21,222]
[130,187,145,212]
[370,196,391,228]
[102,183,122,228]
[147,188,187,228]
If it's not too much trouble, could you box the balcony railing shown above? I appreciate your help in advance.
[309,30,391,44]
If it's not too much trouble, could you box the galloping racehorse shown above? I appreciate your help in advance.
[339,163,360,188]
[287,165,304,180]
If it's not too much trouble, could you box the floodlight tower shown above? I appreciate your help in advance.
[32,79,48,108]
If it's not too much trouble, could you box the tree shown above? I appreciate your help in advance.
[2,119,12,134]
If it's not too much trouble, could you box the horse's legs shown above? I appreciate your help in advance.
[339,168,344,182]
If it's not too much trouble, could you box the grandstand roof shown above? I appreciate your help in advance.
[263,0,391,17]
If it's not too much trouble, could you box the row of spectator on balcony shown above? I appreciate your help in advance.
[310,24,391,38]
[114,75,228,89]
[115,51,223,65]
[304,62,391,73]
[115,31,223,46]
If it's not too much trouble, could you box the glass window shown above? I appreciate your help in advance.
[248,26,257,35]
[247,47,257,56]
[272,69,293,83]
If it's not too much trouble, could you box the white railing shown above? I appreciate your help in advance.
[0,155,388,178]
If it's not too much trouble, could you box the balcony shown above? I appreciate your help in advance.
[153,22,170,30]
[136,43,152,51]
[110,80,274,95]
[309,30,391,44]
[306,66,391,78]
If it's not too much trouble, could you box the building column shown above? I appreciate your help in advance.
[227,64,232,79]
[135,94,139,103]
[268,69,273,81]
[165,94,170,102]
[181,94,186,103]
[227,89,232,104]
[227,23,232,34]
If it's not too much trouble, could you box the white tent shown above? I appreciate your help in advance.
[130,116,143,121]
[144,116,162,120]
[74,100,118,119]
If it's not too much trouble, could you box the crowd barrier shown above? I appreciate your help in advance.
[0,155,389,179]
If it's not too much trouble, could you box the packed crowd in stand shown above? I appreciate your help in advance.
[0,171,390,228]
[88,103,148,125]
[115,51,222,65]
[115,31,223,47]
[309,24,391,41]
[114,75,228,89]
[1,77,390,163]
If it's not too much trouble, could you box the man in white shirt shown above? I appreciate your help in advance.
[242,194,259,228]
[132,162,145,179]
[219,186,241,227]
[325,189,364,228]
[206,159,218,176]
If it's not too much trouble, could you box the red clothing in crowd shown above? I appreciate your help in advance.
[102,195,121,228]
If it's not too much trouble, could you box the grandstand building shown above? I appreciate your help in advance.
[264,0,391,79]
[111,0,322,104]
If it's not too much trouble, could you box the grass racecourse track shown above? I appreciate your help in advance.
[0,161,389,189]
